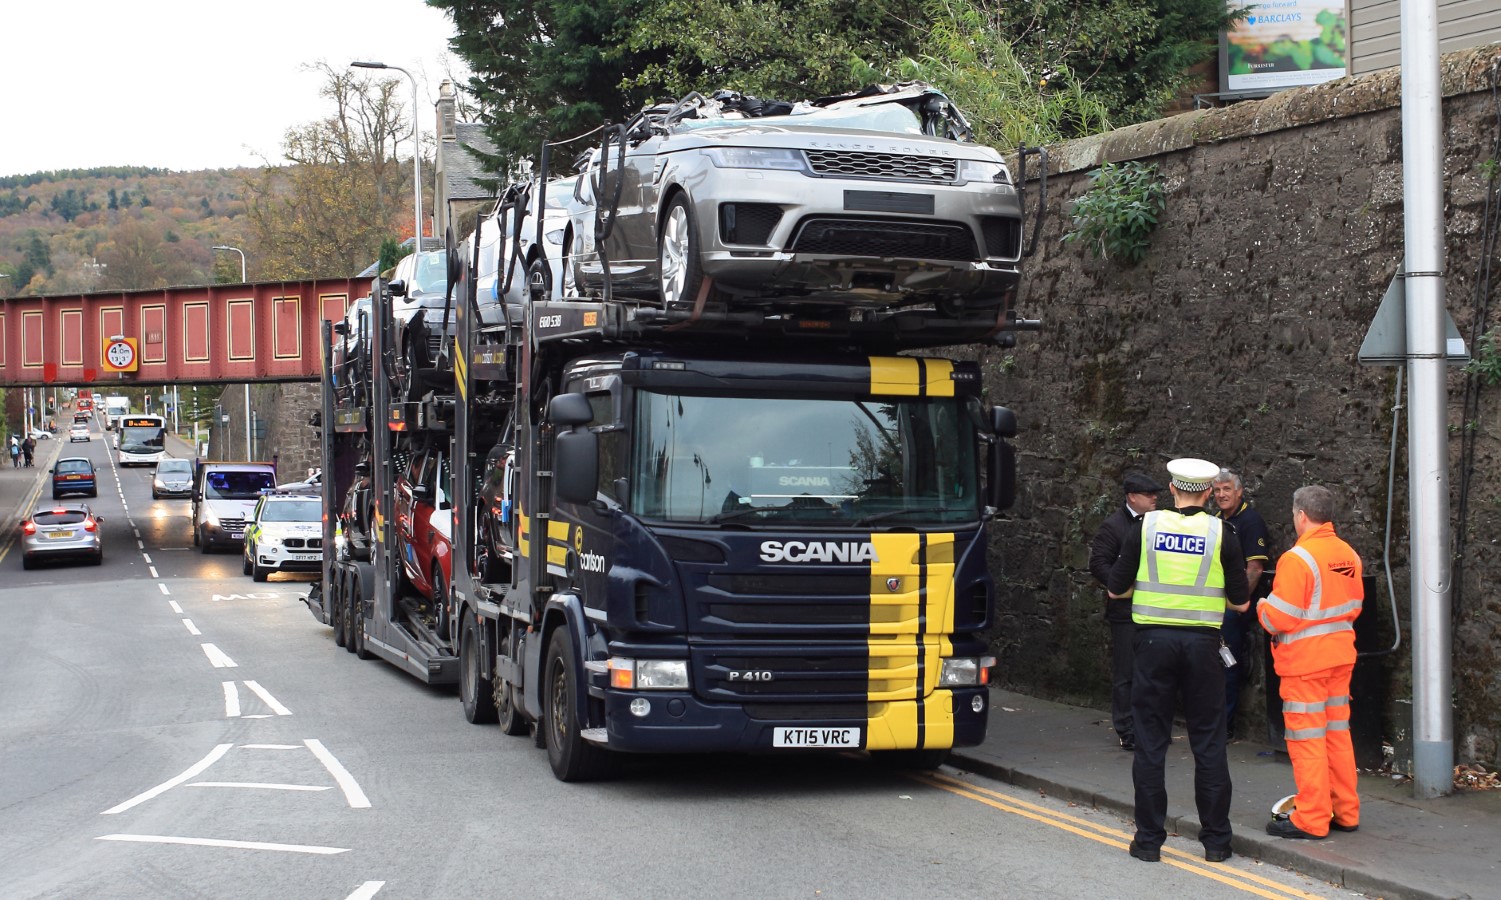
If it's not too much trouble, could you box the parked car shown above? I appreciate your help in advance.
[394,447,454,638]
[28,428,51,441]
[242,492,324,582]
[20,502,103,569]
[52,457,97,499]
[69,424,90,443]
[331,297,371,403]
[569,83,1024,311]
[152,458,193,499]
[276,468,322,495]
[389,250,453,370]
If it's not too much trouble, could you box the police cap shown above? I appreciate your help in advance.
[1167,458,1219,492]
[1122,472,1165,494]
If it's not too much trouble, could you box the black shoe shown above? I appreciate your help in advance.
[1266,819,1325,840]
[1128,840,1160,862]
[1329,821,1359,833]
[1204,846,1233,863]
[1119,736,1136,751]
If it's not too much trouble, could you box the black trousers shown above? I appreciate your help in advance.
[1109,617,1136,741]
[1131,626,1233,852]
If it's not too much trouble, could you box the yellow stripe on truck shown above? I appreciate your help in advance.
[867,356,956,398]
[865,532,958,750]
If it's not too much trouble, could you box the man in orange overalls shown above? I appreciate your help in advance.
[1258,485,1364,839]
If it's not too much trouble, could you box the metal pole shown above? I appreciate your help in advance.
[245,385,252,460]
[1400,0,1454,799]
[351,62,422,249]
[173,385,179,436]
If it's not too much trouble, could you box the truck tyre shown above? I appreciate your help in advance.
[872,748,951,771]
[544,628,616,781]
[658,194,707,308]
[343,579,358,653]
[331,579,347,648]
[352,594,374,660]
[461,618,498,724]
[495,624,530,737]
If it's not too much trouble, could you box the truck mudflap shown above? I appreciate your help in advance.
[596,686,988,754]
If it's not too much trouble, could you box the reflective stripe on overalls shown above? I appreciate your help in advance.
[1131,510,1226,628]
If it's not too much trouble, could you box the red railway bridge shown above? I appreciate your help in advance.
[0,278,371,387]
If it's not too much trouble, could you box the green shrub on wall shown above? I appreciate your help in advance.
[1062,161,1166,264]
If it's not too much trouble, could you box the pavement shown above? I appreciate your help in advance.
[954,688,1501,900]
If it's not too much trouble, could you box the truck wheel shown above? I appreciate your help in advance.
[658,195,706,308]
[544,628,616,781]
[343,580,358,653]
[461,618,498,724]
[352,594,374,660]
[495,622,530,736]
[331,579,347,648]
[872,748,951,771]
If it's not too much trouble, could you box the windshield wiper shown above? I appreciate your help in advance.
[707,506,777,524]
[853,508,951,527]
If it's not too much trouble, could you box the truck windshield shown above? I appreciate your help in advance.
[630,392,978,526]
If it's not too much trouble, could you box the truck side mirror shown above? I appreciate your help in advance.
[987,406,1017,511]
[549,394,597,504]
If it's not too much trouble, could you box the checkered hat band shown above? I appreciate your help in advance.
[1172,477,1212,491]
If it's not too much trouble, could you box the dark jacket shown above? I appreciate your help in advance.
[1089,504,1139,622]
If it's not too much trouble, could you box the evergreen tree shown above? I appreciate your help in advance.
[108,188,119,210]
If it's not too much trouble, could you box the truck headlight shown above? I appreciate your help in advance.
[608,657,689,690]
[704,147,806,172]
[939,656,996,687]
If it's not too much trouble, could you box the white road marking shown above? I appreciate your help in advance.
[304,739,371,809]
[141,553,152,564]
[95,834,349,855]
[243,680,292,716]
[134,529,141,538]
[222,682,241,718]
[187,782,331,792]
[136,540,144,550]
[242,714,273,719]
[148,566,159,578]
[158,583,171,596]
[212,592,283,602]
[168,601,183,614]
[101,744,234,814]
[201,644,237,668]
[345,882,386,900]
[241,744,300,750]
[182,619,201,636]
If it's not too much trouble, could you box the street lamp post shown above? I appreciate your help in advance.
[351,60,422,250]
[211,245,251,458]
[211,245,247,283]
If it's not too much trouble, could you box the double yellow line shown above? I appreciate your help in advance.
[912,771,1325,899]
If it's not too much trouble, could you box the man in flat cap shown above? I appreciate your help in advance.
[1089,471,1164,751]
[1109,458,1251,864]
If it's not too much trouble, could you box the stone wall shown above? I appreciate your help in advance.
[981,45,1501,770]
[207,383,320,484]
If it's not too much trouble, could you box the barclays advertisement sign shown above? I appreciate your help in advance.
[1220,1,1348,93]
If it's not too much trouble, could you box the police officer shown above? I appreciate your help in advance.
[1089,471,1165,751]
[1108,458,1250,863]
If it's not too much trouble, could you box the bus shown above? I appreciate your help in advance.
[117,415,167,466]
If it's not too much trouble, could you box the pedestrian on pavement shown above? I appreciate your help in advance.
[21,435,35,467]
[1258,485,1364,840]
[1088,471,1165,752]
[1109,457,1250,864]
[1213,468,1271,739]
[9,435,18,468]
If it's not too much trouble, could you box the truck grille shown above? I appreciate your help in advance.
[697,648,872,703]
[790,217,977,261]
[805,149,957,183]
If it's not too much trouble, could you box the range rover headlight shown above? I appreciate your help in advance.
[704,147,806,172]
[957,159,1010,187]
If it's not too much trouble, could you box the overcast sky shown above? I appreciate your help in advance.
[0,0,465,177]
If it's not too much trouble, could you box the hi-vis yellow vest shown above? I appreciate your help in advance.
[1132,509,1227,627]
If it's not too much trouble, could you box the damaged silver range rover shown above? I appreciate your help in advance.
[569,83,1028,311]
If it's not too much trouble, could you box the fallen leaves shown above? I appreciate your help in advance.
[1453,763,1501,791]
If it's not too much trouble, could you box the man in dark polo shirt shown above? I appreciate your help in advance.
[1088,471,1164,751]
[1213,468,1271,740]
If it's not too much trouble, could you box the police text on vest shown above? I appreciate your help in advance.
[1154,532,1206,554]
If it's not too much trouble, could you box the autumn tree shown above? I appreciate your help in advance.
[97,220,199,290]
[243,63,412,280]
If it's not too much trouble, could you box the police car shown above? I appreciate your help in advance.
[242,491,324,582]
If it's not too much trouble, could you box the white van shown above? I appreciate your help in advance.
[192,462,277,552]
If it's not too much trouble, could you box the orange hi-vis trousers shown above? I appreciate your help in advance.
[1282,663,1359,836]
